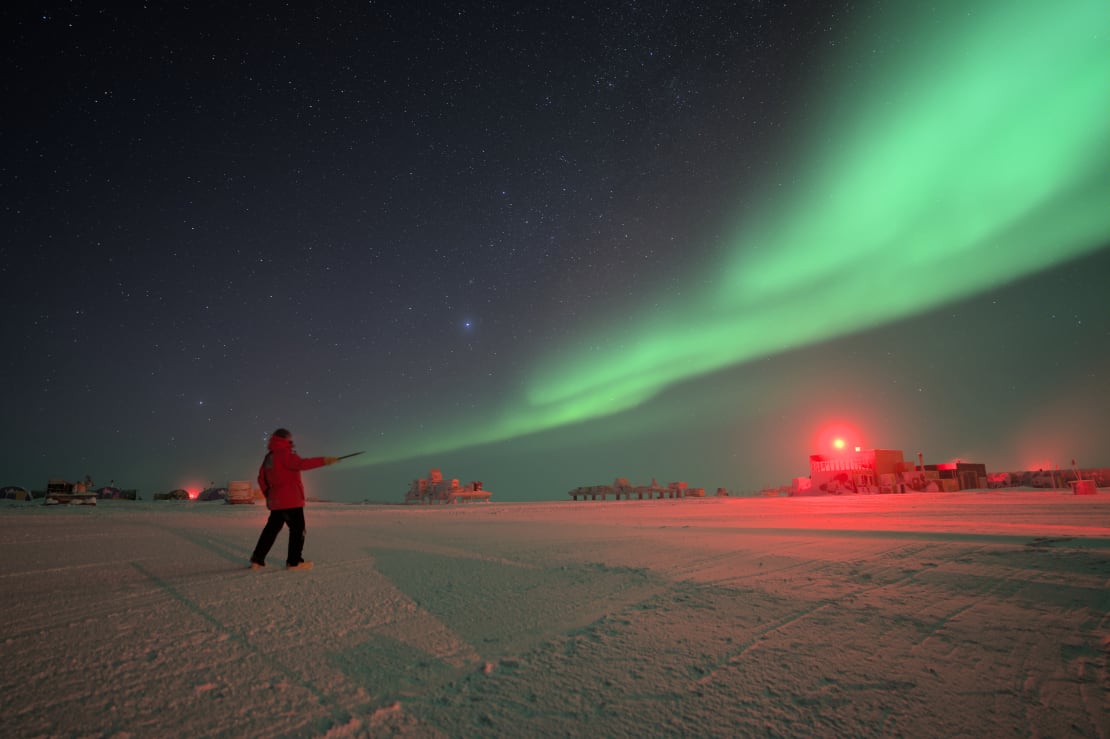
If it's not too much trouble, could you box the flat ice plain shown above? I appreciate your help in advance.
[2,490,1108,737]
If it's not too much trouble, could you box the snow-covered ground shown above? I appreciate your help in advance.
[2,490,1108,738]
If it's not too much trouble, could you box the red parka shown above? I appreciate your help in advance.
[258,433,326,510]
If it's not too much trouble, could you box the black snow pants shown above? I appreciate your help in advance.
[251,507,306,566]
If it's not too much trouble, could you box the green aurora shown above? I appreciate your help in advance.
[356,0,1109,467]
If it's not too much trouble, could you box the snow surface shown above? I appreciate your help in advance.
[2,491,1108,738]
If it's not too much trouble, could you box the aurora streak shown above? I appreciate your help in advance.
[359,0,1109,466]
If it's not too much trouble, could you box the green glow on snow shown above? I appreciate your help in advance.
[359,0,1109,466]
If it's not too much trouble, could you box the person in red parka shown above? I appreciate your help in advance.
[250,428,338,570]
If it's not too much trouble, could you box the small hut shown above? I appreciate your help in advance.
[227,480,255,504]
[1,486,32,501]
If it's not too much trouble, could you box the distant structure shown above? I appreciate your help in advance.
[96,486,138,500]
[153,489,190,501]
[925,461,987,491]
[197,486,229,502]
[405,469,491,504]
[41,479,97,506]
[803,448,989,494]
[0,486,33,501]
[994,467,1109,491]
[567,478,705,501]
[227,481,256,504]
[807,449,913,494]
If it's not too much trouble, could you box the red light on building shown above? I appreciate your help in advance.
[809,448,910,493]
[815,423,863,455]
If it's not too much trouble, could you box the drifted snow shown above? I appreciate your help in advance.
[1,492,1108,737]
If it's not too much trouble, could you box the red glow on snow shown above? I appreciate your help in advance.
[1021,456,1059,472]
[184,486,201,500]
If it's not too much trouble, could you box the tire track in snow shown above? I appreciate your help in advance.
[692,539,938,589]
[908,548,1031,656]
[0,556,161,579]
[687,543,957,692]
[129,561,354,731]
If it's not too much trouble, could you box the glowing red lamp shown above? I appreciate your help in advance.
[815,423,862,454]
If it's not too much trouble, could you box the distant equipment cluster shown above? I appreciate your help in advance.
[405,469,492,504]
[567,478,713,501]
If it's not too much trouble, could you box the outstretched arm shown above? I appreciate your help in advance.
[282,452,339,471]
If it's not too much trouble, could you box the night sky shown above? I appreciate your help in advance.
[4,1,1108,502]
